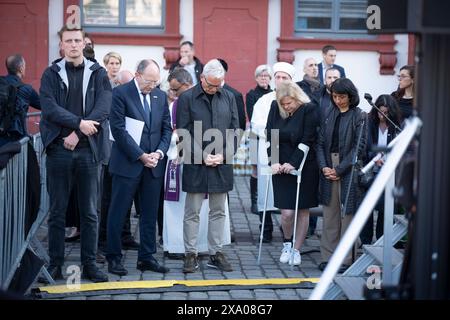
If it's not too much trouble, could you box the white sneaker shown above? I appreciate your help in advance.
[289,249,301,266]
[279,242,292,264]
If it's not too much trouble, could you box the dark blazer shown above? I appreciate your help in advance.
[109,80,172,179]
[318,63,346,84]
[316,106,367,215]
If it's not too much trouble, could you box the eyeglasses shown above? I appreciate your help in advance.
[139,74,159,86]
[397,75,410,80]
[169,85,183,92]
[257,73,271,78]
[203,76,222,89]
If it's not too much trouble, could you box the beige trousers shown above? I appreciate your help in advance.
[184,192,227,255]
[320,153,355,266]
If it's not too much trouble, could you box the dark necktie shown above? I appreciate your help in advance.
[141,92,151,123]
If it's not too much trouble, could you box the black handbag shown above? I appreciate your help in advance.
[358,167,375,190]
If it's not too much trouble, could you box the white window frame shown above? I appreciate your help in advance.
[295,0,372,38]
[80,0,166,34]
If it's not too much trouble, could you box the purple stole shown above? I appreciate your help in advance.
[164,100,181,201]
[163,100,208,201]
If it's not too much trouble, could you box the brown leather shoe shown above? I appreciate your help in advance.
[207,252,233,272]
[183,252,199,273]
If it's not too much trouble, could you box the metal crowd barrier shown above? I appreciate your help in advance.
[0,128,53,291]
[0,137,29,289]
[29,133,50,268]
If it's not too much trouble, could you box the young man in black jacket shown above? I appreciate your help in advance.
[39,25,111,283]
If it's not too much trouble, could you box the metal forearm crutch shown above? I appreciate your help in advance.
[257,169,271,265]
[289,143,310,268]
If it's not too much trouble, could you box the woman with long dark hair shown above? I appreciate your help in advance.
[316,78,367,272]
[360,94,402,244]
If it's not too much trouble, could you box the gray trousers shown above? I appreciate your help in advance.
[320,153,355,266]
[184,192,227,255]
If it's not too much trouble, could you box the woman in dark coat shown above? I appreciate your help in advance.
[360,94,401,244]
[266,81,319,266]
[316,78,367,271]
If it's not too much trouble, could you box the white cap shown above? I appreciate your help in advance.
[272,62,296,80]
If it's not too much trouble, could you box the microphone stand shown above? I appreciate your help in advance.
[341,118,365,264]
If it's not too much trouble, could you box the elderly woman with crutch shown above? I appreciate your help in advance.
[316,78,367,273]
[265,81,320,266]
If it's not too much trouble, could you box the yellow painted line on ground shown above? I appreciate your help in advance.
[39,278,319,294]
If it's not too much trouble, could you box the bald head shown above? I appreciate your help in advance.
[303,58,318,79]
[116,70,134,85]
[6,54,25,78]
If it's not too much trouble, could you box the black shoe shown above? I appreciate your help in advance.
[318,262,328,271]
[108,259,128,276]
[262,236,272,243]
[165,252,185,260]
[38,265,63,283]
[338,265,349,274]
[394,240,407,249]
[82,265,108,283]
[137,258,170,273]
[122,239,140,250]
[183,252,199,273]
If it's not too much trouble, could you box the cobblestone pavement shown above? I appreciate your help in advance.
[32,176,326,300]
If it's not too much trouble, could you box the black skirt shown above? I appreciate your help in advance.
[272,160,319,210]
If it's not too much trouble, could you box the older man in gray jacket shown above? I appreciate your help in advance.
[176,59,240,273]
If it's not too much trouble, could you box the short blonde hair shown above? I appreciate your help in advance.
[103,52,122,66]
[276,81,311,119]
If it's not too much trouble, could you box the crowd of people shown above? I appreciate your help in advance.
[1,25,415,283]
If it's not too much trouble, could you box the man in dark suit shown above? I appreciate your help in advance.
[318,45,346,85]
[106,59,172,276]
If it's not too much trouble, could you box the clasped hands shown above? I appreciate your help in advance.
[271,163,295,175]
[205,154,223,167]
[63,119,99,151]
[140,152,161,168]
[322,167,340,181]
